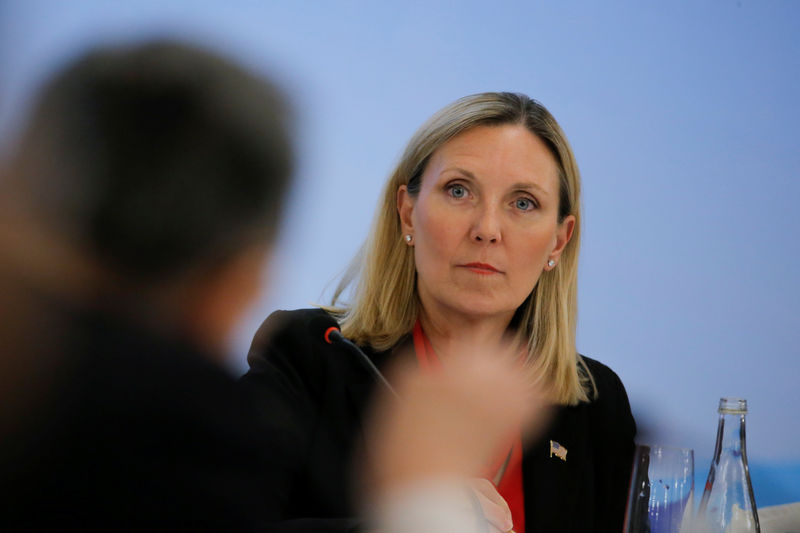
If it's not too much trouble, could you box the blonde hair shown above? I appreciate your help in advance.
[327,92,592,405]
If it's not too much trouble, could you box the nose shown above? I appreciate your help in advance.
[469,205,501,244]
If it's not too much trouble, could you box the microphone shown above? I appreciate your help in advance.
[313,315,399,399]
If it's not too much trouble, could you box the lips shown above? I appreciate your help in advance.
[461,262,503,274]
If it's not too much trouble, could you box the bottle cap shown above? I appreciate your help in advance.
[718,397,747,414]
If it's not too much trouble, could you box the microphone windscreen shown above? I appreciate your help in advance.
[308,313,341,344]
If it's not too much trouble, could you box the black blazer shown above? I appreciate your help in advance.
[240,308,636,532]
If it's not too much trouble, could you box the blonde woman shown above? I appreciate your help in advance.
[241,92,636,533]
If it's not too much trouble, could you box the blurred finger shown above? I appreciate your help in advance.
[468,478,509,515]
[474,492,512,532]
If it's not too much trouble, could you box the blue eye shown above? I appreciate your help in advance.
[515,197,535,211]
[448,184,467,199]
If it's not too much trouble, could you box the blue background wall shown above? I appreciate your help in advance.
[1,0,797,506]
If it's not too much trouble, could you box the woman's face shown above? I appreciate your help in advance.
[398,124,575,323]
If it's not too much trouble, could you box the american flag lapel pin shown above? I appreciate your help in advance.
[549,440,567,461]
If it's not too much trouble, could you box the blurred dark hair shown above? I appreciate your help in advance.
[7,40,293,283]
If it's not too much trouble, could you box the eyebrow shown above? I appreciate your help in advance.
[510,181,549,196]
[442,167,550,196]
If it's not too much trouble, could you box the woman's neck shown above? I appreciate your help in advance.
[418,304,515,361]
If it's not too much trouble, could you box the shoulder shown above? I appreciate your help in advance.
[578,354,636,435]
[246,308,338,369]
[579,354,627,400]
[241,308,357,405]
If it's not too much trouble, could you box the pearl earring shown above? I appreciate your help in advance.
[547,259,556,268]
[404,234,413,244]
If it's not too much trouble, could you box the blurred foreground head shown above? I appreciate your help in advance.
[0,41,295,528]
[1,40,293,351]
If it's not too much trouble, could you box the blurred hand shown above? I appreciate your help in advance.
[468,477,513,533]
[362,340,552,531]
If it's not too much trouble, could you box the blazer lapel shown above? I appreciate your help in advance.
[523,403,593,532]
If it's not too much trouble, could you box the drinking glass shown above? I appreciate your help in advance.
[623,444,695,533]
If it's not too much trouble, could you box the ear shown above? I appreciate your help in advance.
[546,215,575,269]
[397,185,416,236]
